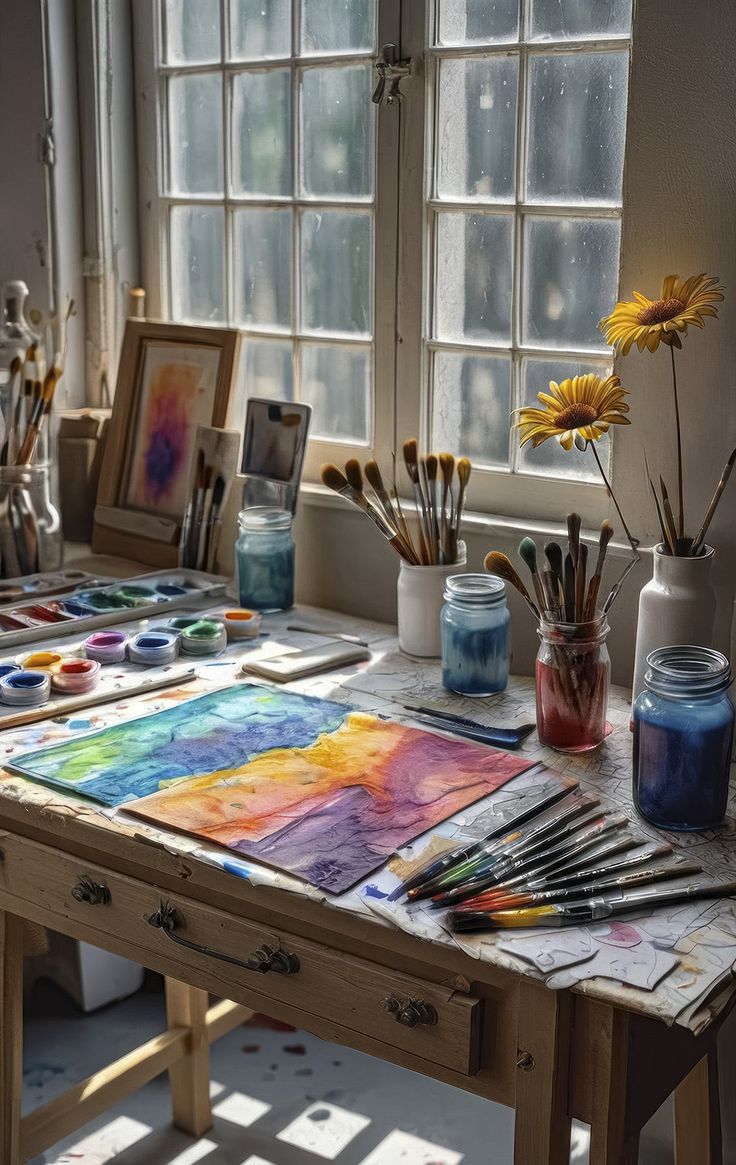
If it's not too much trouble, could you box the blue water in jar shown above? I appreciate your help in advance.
[236,507,294,613]
[633,645,734,831]
[441,574,509,696]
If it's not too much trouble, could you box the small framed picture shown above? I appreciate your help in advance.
[92,320,240,566]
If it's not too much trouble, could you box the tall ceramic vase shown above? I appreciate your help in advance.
[397,543,466,657]
[632,544,716,702]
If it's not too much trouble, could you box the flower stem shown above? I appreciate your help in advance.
[590,441,638,553]
[670,343,685,538]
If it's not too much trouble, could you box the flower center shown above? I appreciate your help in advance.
[637,297,685,326]
[555,402,598,430]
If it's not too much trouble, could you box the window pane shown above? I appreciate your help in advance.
[530,0,632,40]
[432,351,511,467]
[518,358,610,479]
[300,65,374,199]
[300,211,372,337]
[435,213,513,343]
[300,344,370,441]
[244,339,294,400]
[164,0,220,64]
[167,74,223,195]
[233,208,292,331]
[232,70,292,197]
[230,0,291,60]
[437,56,518,201]
[527,53,629,204]
[437,0,519,45]
[522,216,620,350]
[170,205,225,323]
[300,0,375,55]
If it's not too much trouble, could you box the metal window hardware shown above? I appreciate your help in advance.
[372,43,413,106]
[147,900,300,976]
[381,994,438,1027]
[71,876,111,905]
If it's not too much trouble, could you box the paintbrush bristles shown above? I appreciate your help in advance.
[484,551,540,619]
[321,463,350,492]
[344,459,363,493]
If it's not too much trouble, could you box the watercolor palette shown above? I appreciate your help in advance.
[0,569,226,649]
[0,569,106,605]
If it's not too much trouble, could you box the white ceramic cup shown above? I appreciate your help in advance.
[397,543,467,658]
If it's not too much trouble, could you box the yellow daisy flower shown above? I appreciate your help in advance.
[516,373,630,452]
[600,273,724,354]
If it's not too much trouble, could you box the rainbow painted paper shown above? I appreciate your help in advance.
[10,684,532,892]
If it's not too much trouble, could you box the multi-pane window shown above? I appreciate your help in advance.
[154,0,378,445]
[427,0,633,484]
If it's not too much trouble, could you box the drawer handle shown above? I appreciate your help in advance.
[147,900,300,976]
[71,876,111,905]
[381,995,438,1028]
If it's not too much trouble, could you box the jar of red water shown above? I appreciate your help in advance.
[535,616,610,753]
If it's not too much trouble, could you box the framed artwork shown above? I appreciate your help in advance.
[92,321,240,566]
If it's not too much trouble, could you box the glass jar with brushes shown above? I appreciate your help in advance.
[236,507,294,612]
[633,646,734,830]
[441,574,509,696]
[0,464,62,577]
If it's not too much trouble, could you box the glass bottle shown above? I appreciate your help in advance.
[633,646,734,831]
[536,615,610,753]
[236,507,294,612]
[0,465,62,577]
[0,282,37,453]
[441,573,509,696]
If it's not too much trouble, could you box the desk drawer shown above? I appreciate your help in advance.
[0,834,483,1076]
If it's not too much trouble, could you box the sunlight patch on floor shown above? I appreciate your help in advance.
[276,1100,372,1159]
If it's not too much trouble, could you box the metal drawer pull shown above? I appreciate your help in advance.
[71,876,111,905]
[147,900,300,976]
[382,995,438,1027]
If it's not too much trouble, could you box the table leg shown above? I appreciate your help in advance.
[674,1050,722,1165]
[513,981,572,1165]
[587,1005,640,1165]
[0,911,24,1165]
[165,978,212,1137]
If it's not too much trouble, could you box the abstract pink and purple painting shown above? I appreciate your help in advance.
[11,684,533,893]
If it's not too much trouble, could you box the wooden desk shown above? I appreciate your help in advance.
[0,607,731,1164]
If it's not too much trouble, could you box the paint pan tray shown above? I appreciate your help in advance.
[0,569,227,649]
[0,568,110,606]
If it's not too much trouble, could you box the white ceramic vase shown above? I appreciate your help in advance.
[397,543,466,658]
[632,543,716,701]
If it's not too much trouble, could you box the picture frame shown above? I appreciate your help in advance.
[92,320,241,567]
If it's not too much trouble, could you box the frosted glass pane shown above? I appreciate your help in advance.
[523,216,620,350]
[301,211,372,337]
[527,53,629,204]
[167,74,223,195]
[232,70,291,197]
[519,358,610,479]
[244,340,294,401]
[432,351,511,467]
[164,0,220,63]
[435,213,513,343]
[233,209,292,331]
[170,206,225,323]
[438,0,519,45]
[301,66,374,198]
[300,344,370,441]
[230,0,290,60]
[437,57,518,201]
[300,0,375,54]
[531,0,632,40]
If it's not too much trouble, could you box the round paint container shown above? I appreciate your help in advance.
[77,589,131,611]
[0,664,21,680]
[127,630,180,665]
[179,618,227,656]
[17,650,65,672]
[51,659,101,695]
[114,585,159,607]
[0,670,51,706]
[156,583,189,597]
[85,630,129,664]
[166,615,202,633]
[223,609,262,641]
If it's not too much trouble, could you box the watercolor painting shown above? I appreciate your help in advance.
[125,342,220,517]
[10,684,532,893]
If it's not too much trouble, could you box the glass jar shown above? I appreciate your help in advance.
[0,465,62,577]
[236,507,294,612]
[633,646,734,831]
[441,574,509,696]
[536,616,610,753]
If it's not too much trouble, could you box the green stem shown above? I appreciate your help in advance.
[670,343,685,538]
[590,441,638,553]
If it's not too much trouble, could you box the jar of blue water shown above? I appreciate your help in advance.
[441,574,509,696]
[236,507,294,613]
[633,646,734,831]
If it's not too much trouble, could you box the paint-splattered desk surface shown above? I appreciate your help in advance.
[1,601,735,1034]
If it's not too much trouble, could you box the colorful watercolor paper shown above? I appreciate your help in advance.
[10,684,532,892]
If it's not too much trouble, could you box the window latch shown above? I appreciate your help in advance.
[372,43,413,106]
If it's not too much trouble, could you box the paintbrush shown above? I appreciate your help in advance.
[424,453,440,562]
[447,879,736,932]
[15,359,63,465]
[0,354,22,466]
[364,459,418,562]
[449,456,470,562]
[575,543,588,622]
[321,464,412,558]
[182,449,204,568]
[439,452,454,562]
[524,841,673,892]
[659,476,680,555]
[691,445,736,556]
[584,521,614,619]
[567,512,581,570]
[1,668,198,731]
[203,473,225,572]
[402,438,431,563]
[563,552,575,621]
[399,704,535,742]
[484,551,540,620]
[543,541,565,617]
[518,537,547,614]
[358,459,419,563]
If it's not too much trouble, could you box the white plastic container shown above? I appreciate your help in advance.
[397,543,466,658]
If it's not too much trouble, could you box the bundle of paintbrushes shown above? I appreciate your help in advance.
[320,439,470,565]
[394,777,735,930]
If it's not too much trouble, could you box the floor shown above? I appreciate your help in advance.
[21,974,683,1165]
